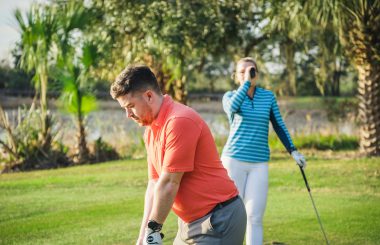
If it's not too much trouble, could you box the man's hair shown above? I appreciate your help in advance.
[110,65,161,99]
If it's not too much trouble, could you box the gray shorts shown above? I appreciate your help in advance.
[174,197,247,244]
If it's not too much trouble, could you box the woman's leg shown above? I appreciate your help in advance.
[244,162,268,245]
[221,156,248,199]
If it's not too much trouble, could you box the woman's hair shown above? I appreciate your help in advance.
[231,57,259,80]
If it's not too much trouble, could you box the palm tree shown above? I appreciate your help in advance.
[14,4,58,152]
[54,1,97,164]
[306,0,380,156]
[56,44,98,164]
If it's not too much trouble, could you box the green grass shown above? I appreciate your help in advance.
[0,154,379,244]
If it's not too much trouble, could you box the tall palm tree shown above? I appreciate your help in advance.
[56,44,98,164]
[14,4,58,152]
[306,0,380,156]
[54,1,97,164]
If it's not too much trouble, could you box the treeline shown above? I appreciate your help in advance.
[0,0,378,172]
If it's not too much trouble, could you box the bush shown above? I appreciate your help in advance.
[0,106,71,173]
[269,133,359,151]
[90,137,120,163]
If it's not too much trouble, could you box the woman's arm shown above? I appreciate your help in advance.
[269,93,297,154]
[222,81,251,115]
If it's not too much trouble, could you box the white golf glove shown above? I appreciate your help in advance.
[291,150,306,169]
[143,228,164,245]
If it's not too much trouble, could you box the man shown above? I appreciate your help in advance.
[110,65,247,244]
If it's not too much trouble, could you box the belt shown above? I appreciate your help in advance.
[207,195,239,215]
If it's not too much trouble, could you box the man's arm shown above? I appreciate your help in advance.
[149,171,184,223]
[136,179,157,244]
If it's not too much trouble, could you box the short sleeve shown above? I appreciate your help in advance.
[162,117,202,173]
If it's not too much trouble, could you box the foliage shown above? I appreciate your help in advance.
[52,0,101,164]
[322,97,358,123]
[90,137,120,163]
[88,0,254,103]
[0,63,33,91]
[305,0,380,156]
[269,133,359,151]
[0,105,71,173]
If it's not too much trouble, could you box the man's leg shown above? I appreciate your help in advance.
[211,197,247,244]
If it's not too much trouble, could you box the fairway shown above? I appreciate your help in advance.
[0,154,379,244]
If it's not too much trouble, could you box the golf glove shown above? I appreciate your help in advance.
[143,228,164,245]
[291,150,306,169]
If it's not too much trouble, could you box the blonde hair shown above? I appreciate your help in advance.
[237,57,258,72]
[231,57,259,80]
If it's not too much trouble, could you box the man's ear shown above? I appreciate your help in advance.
[145,90,153,103]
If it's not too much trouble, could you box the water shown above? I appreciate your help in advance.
[0,104,358,149]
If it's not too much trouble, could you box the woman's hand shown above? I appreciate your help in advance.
[244,65,258,87]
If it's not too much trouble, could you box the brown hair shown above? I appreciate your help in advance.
[110,65,161,99]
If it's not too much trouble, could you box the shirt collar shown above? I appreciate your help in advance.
[152,94,172,128]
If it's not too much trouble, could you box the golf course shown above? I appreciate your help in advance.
[1,151,379,244]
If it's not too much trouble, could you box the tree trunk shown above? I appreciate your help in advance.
[282,39,297,96]
[74,94,90,164]
[39,71,52,154]
[75,118,90,164]
[341,1,380,156]
[173,76,187,105]
[357,63,380,156]
[331,59,341,96]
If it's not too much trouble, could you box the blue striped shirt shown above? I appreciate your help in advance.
[222,81,296,163]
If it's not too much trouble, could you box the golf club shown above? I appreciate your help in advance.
[299,166,329,245]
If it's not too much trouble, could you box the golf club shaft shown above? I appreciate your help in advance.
[299,166,330,245]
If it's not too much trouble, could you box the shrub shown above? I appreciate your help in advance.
[269,133,359,151]
[0,105,71,173]
[90,137,120,163]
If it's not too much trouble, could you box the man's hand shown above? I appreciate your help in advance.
[291,150,306,169]
[143,228,164,245]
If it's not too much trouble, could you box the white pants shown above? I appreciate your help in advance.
[222,156,268,245]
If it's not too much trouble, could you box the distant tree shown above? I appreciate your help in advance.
[54,0,99,164]
[14,4,58,152]
[55,44,98,164]
[307,0,380,156]
[89,0,254,103]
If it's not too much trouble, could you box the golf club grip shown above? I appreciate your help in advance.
[299,166,311,192]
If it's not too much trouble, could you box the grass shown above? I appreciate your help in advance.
[0,153,379,244]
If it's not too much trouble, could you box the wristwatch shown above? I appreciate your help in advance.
[147,220,163,232]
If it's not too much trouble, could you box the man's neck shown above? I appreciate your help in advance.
[153,95,164,119]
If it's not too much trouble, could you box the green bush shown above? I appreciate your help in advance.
[0,107,71,172]
[90,137,120,163]
[269,133,359,151]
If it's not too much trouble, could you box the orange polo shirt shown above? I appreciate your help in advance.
[144,95,238,223]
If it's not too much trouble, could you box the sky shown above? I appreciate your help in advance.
[0,0,44,64]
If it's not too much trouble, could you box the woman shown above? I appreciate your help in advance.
[221,57,306,245]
